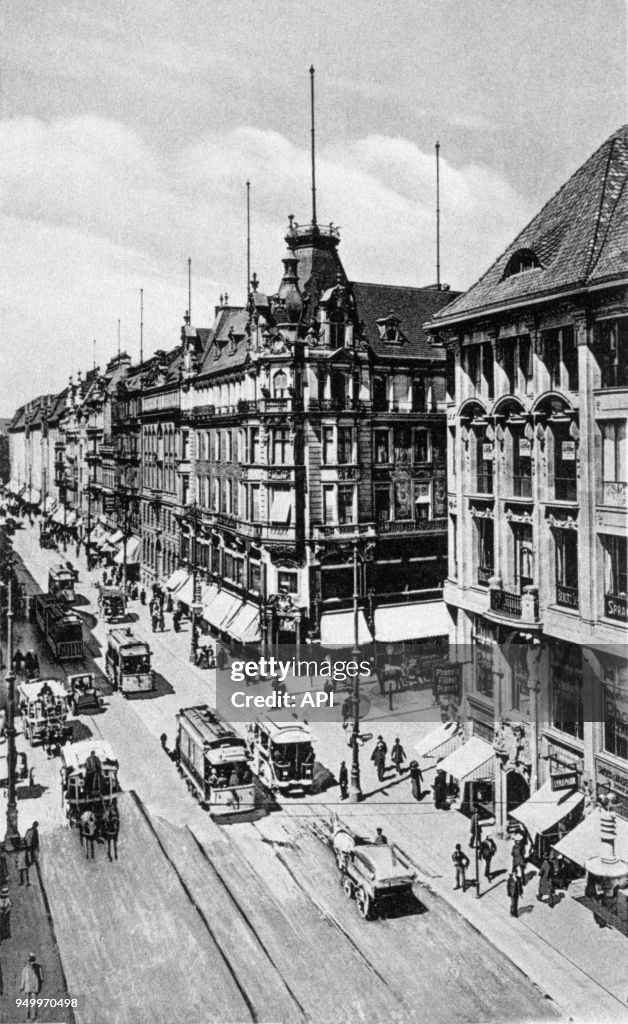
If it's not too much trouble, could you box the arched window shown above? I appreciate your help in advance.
[273,370,289,397]
[503,248,541,279]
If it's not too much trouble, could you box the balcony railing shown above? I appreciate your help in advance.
[605,593,628,622]
[511,475,533,498]
[475,473,494,494]
[378,517,447,535]
[477,566,493,586]
[602,481,627,507]
[490,588,522,618]
[554,477,578,502]
[556,583,579,609]
[312,522,376,540]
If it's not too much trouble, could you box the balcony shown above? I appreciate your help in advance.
[377,517,447,535]
[553,477,578,502]
[490,588,522,618]
[556,583,579,609]
[511,475,533,499]
[605,592,627,622]
[312,522,376,540]
[601,481,627,508]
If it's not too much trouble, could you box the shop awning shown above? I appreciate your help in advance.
[52,506,67,525]
[65,511,78,528]
[28,489,41,505]
[269,489,293,524]
[437,737,494,784]
[227,603,261,645]
[43,497,57,515]
[554,809,628,869]
[415,721,464,760]
[374,600,451,642]
[165,568,188,592]
[108,529,123,545]
[113,536,141,565]
[509,780,584,842]
[204,590,241,631]
[320,609,373,646]
[175,576,195,606]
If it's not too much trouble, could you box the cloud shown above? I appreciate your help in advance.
[0,115,531,414]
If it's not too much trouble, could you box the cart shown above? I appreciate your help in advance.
[18,679,71,747]
[67,672,104,715]
[332,819,416,920]
[60,739,120,826]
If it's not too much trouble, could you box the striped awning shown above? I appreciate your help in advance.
[227,603,261,644]
[436,737,494,784]
[204,590,241,631]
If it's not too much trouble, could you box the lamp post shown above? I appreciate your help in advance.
[4,570,20,849]
[189,503,200,664]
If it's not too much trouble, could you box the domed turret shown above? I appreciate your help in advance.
[276,245,303,324]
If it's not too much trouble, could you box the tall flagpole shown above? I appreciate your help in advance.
[435,141,441,290]
[246,180,251,298]
[140,288,144,365]
[310,66,317,227]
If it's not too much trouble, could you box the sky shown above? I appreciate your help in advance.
[0,0,626,415]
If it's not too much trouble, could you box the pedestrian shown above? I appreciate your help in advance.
[12,650,24,675]
[104,808,119,862]
[537,854,555,907]
[371,740,387,782]
[0,885,11,940]
[433,770,448,809]
[160,733,169,755]
[469,807,480,848]
[151,612,159,633]
[374,828,388,845]
[172,609,181,633]
[81,811,96,860]
[17,842,30,887]
[19,953,44,1020]
[24,822,39,866]
[479,834,497,881]
[409,760,424,800]
[158,607,165,632]
[391,737,406,774]
[140,587,146,606]
[452,843,469,891]
[85,750,102,798]
[166,593,173,614]
[511,838,526,884]
[338,760,348,800]
[507,871,522,917]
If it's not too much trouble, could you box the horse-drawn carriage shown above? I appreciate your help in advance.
[331,818,417,920]
[60,740,120,826]
[18,678,71,747]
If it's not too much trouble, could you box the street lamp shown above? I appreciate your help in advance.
[3,569,20,849]
[348,536,374,803]
[188,503,201,664]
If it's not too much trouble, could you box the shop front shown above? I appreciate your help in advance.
[436,736,495,818]
[509,777,584,861]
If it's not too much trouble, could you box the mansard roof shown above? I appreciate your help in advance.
[352,282,459,362]
[430,124,628,325]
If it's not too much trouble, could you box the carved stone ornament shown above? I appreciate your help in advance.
[470,504,495,519]
[547,512,578,530]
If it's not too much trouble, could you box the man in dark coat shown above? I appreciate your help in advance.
[537,854,555,906]
[452,843,469,891]
[391,737,406,774]
[85,751,102,798]
[433,770,448,809]
[469,808,481,849]
[507,871,523,917]
[24,822,39,866]
[511,838,526,883]
[479,834,497,880]
[338,761,348,800]
[371,741,387,782]
[409,760,424,800]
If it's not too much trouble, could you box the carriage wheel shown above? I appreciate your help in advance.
[355,886,374,920]
[342,876,354,899]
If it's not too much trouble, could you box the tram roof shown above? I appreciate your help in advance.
[256,717,313,744]
[178,705,245,747]
[18,679,68,701]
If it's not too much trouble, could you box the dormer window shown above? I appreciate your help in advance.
[503,248,541,279]
[376,312,403,345]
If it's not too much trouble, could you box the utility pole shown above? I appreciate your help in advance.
[5,572,20,849]
[349,539,362,802]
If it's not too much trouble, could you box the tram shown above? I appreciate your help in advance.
[106,628,154,695]
[48,564,77,603]
[60,740,120,826]
[33,592,84,661]
[18,678,71,747]
[246,717,315,795]
[176,705,256,817]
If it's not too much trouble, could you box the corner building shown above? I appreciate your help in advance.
[426,127,628,834]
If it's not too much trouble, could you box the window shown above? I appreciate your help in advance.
[322,426,334,466]
[603,655,628,762]
[483,342,494,399]
[562,327,578,390]
[519,337,532,387]
[445,351,455,402]
[374,485,390,523]
[374,429,390,464]
[476,430,493,493]
[552,426,577,501]
[601,421,626,486]
[512,429,532,497]
[181,431,189,461]
[476,518,494,586]
[272,429,291,465]
[338,485,354,525]
[503,248,540,277]
[466,347,481,392]
[322,485,335,524]
[221,479,231,514]
[278,571,298,594]
[269,488,292,524]
[599,318,628,389]
[223,432,231,462]
[414,482,432,520]
[551,640,583,740]
[338,427,353,464]
[250,484,260,522]
[602,535,627,621]
[249,428,260,464]
[502,344,516,393]
[554,529,578,608]
[213,478,220,511]
[214,431,221,462]
[273,370,289,398]
[249,561,261,593]
[474,640,494,699]
[411,379,426,412]
[181,475,189,506]
[510,645,531,716]
[512,524,534,591]
[373,376,387,412]
[412,428,431,464]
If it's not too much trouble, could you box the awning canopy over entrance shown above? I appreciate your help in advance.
[113,536,141,565]
[509,780,584,841]
[319,609,372,646]
[204,590,241,631]
[374,600,450,642]
[165,568,188,592]
[437,737,495,785]
[415,722,464,760]
[554,809,628,868]
[228,603,261,644]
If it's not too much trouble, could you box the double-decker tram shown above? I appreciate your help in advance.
[176,705,256,817]
[33,592,85,662]
[247,717,315,795]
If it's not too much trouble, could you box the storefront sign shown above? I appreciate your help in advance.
[551,770,578,791]
[436,664,461,699]
[482,444,493,461]
[562,441,576,461]
[519,438,532,457]
[596,759,628,801]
